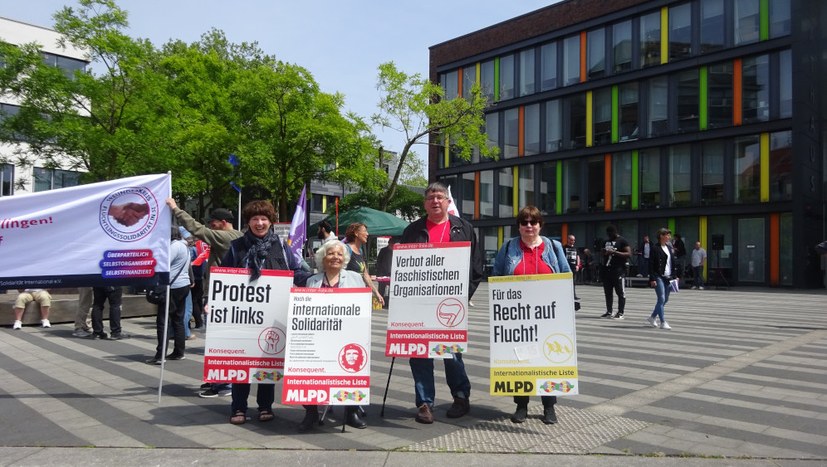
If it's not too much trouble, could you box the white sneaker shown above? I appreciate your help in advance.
[41,319,51,328]
[13,320,22,330]
[645,316,658,327]
[698,286,704,290]
[660,321,672,330]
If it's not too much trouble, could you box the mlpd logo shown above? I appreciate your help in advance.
[99,186,159,242]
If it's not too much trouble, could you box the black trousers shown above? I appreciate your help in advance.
[91,286,122,334]
[155,286,189,358]
[514,395,557,408]
[601,269,626,315]
[191,279,205,327]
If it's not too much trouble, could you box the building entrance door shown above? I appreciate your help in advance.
[737,218,765,283]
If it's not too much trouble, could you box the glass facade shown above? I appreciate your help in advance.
[33,167,81,192]
[1,163,13,196]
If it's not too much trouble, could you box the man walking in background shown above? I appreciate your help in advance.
[691,241,707,290]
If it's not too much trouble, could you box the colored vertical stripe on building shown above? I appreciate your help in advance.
[321,195,327,214]
[611,85,619,143]
[760,133,769,202]
[556,163,563,215]
[586,91,594,147]
[457,67,463,98]
[660,7,668,65]
[474,172,480,220]
[475,62,481,85]
[699,216,708,278]
[733,59,743,125]
[494,58,500,102]
[518,106,525,156]
[759,0,769,41]
[604,154,612,212]
[513,166,519,217]
[561,224,568,244]
[580,31,587,83]
[497,226,504,249]
[668,218,676,234]
[444,135,450,168]
[631,150,639,209]
[769,213,779,286]
[699,66,708,130]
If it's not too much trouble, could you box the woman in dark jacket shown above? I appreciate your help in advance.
[647,227,675,330]
[223,200,311,426]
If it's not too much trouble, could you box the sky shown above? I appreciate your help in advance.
[2,0,561,169]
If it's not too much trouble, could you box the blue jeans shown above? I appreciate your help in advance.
[650,276,671,323]
[183,293,192,338]
[693,266,705,288]
[409,353,471,407]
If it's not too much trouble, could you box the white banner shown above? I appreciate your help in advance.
[282,287,372,406]
[488,273,579,397]
[385,242,470,359]
[203,267,294,384]
[0,173,171,288]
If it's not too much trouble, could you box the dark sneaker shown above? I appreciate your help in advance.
[600,312,613,319]
[415,404,434,424]
[542,405,558,424]
[613,314,625,320]
[72,329,92,338]
[166,353,185,361]
[200,383,212,390]
[145,356,163,365]
[199,388,220,398]
[109,332,129,340]
[298,408,318,432]
[511,406,528,423]
[89,332,108,340]
[446,397,470,418]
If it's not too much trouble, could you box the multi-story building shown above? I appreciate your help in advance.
[430,0,825,288]
[0,17,89,196]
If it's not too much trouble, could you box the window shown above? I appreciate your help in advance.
[462,65,476,100]
[708,62,733,128]
[587,28,606,79]
[700,0,726,54]
[538,161,556,215]
[461,172,476,220]
[701,140,726,205]
[519,48,535,97]
[640,11,661,68]
[669,3,693,60]
[567,94,587,149]
[545,99,562,152]
[1,163,13,196]
[42,52,86,79]
[668,145,692,206]
[518,164,535,208]
[586,156,605,212]
[734,135,760,203]
[480,170,494,219]
[612,152,633,210]
[734,0,760,45]
[619,82,639,141]
[442,70,458,99]
[742,54,769,124]
[770,0,791,38]
[562,159,582,213]
[593,88,612,146]
[524,104,540,156]
[612,20,633,73]
[500,54,515,100]
[769,130,792,201]
[480,60,496,100]
[33,167,82,192]
[647,76,669,137]
[310,194,324,213]
[498,167,514,217]
[676,69,699,133]
[503,108,519,158]
[563,35,580,86]
[485,112,499,155]
[540,42,558,91]
[640,148,661,209]
[779,49,792,118]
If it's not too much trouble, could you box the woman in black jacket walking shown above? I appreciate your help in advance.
[646,228,676,330]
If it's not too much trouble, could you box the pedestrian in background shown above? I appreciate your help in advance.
[691,241,707,290]
[646,227,676,330]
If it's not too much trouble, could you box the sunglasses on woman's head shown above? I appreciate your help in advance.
[519,220,539,226]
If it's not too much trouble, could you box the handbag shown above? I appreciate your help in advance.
[145,263,186,305]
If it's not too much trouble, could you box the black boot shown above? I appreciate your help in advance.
[346,406,367,429]
[298,406,318,432]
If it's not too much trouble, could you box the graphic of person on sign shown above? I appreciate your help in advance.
[339,343,367,373]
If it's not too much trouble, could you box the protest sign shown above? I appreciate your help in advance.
[488,273,579,396]
[203,267,293,385]
[385,242,470,359]
[282,287,372,406]
[0,173,171,288]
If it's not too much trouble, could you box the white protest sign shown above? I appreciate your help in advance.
[386,242,470,359]
[488,273,579,396]
[203,267,293,384]
[282,287,372,406]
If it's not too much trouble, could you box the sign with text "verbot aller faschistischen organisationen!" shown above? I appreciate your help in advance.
[385,242,470,359]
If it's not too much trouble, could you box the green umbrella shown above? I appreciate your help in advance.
[309,206,409,237]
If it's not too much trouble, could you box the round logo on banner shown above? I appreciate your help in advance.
[435,297,465,328]
[258,327,286,355]
[338,343,367,373]
[99,186,159,242]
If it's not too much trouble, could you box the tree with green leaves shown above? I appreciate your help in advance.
[371,61,496,211]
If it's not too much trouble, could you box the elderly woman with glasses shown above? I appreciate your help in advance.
[492,205,570,425]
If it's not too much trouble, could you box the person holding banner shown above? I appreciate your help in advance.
[303,239,369,430]
[344,223,384,308]
[222,200,311,426]
[646,228,676,330]
[400,182,483,424]
[492,205,570,425]
[146,228,192,364]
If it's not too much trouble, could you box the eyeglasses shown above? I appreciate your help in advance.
[425,195,447,202]
[519,220,540,226]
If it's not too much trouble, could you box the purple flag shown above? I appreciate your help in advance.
[287,186,307,263]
